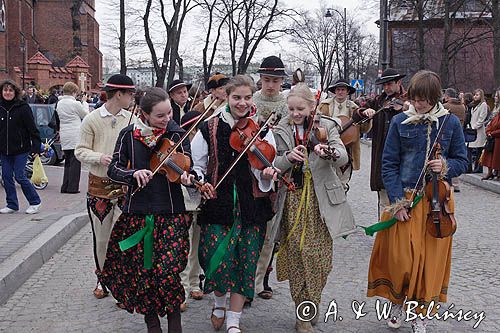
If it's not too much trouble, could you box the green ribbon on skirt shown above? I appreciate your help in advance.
[205,185,239,280]
[119,214,154,269]
[361,194,423,236]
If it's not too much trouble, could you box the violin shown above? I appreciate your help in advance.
[150,138,211,193]
[307,111,339,160]
[424,143,457,238]
[338,98,405,146]
[229,116,296,192]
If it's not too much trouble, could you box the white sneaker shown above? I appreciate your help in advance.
[387,303,403,329]
[0,207,17,214]
[25,204,41,214]
[411,319,427,333]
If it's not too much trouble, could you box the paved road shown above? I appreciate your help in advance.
[0,165,87,263]
[0,145,498,332]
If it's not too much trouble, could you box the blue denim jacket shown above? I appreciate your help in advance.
[382,113,468,204]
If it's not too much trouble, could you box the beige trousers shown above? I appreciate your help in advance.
[180,215,203,296]
[255,218,275,295]
[88,197,122,273]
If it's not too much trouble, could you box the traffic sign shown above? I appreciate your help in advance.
[351,79,364,92]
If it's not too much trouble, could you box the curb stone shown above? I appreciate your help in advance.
[0,212,88,305]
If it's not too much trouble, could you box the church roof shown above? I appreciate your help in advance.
[66,56,90,68]
[27,52,52,65]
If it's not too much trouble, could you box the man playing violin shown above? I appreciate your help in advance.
[356,68,407,214]
[367,71,468,333]
[190,75,278,333]
[318,78,372,190]
[101,87,197,333]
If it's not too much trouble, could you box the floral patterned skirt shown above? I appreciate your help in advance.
[198,223,265,299]
[276,187,333,306]
[99,213,190,317]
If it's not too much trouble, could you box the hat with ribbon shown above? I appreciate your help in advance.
[375,68,406,85]
[168,79,193,93]
[257,56,288,77]
[327,78,355,95]
[103,74,136,92]
[207,73,230,90]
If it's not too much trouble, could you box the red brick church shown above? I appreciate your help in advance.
[0,0,102,92]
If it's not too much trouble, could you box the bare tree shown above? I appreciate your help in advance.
[437,1,493,87]
[222,0,295,75]
[493,0,500,88]
[289,8,342,90]
[120,0,126,74]
[196,0,236,84]
[143,0,198,87]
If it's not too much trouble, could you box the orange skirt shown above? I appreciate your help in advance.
[367,192,454,313]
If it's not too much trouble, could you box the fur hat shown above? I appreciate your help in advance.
[257,56,287,77]
[207,73,229,90]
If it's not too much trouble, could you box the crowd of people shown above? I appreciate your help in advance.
[1,57,499,333]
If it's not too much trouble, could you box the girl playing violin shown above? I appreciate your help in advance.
[190,75,278,333]
[367,71,468,333]
[100,87,195,333]
[271,83,355,333]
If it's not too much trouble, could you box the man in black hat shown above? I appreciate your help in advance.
[253,55,288,120]
[168,79,193,125]
[318,79,372,190]
[194,73,229,118]
[75,74,136,300]
[357,68,407,213]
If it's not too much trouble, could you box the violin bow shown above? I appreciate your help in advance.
[188,82,202,112]
[213,112,278,191]
[127,102,137,126]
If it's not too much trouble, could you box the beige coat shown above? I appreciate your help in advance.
[469,101,489,148]
[318,98,371,170]
[270,115,356,242]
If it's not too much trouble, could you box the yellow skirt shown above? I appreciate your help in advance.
[367,192,454,313]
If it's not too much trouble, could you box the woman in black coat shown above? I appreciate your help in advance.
[0,80,41,214]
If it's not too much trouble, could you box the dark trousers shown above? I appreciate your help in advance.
[468,147,484,173]
[61,149,81,193]
[0,153,41,210]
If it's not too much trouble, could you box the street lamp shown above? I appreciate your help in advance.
[19,31,26,90]
[325,7,348,80]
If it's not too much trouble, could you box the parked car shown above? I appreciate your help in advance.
[29,103,64,165]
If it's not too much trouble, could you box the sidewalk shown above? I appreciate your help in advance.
[360,138,500,195]
[0,165,89,304]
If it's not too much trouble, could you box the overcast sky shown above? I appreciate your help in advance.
[94,0,380,69]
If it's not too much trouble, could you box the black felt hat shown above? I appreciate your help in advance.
[327,78,356,95]
[207,73,230,90]
[257,56,288,77]
[103,74,136,92]
[375,68,406,85]
[168,79,193,93]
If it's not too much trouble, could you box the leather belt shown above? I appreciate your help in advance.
[88,173,126,199]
